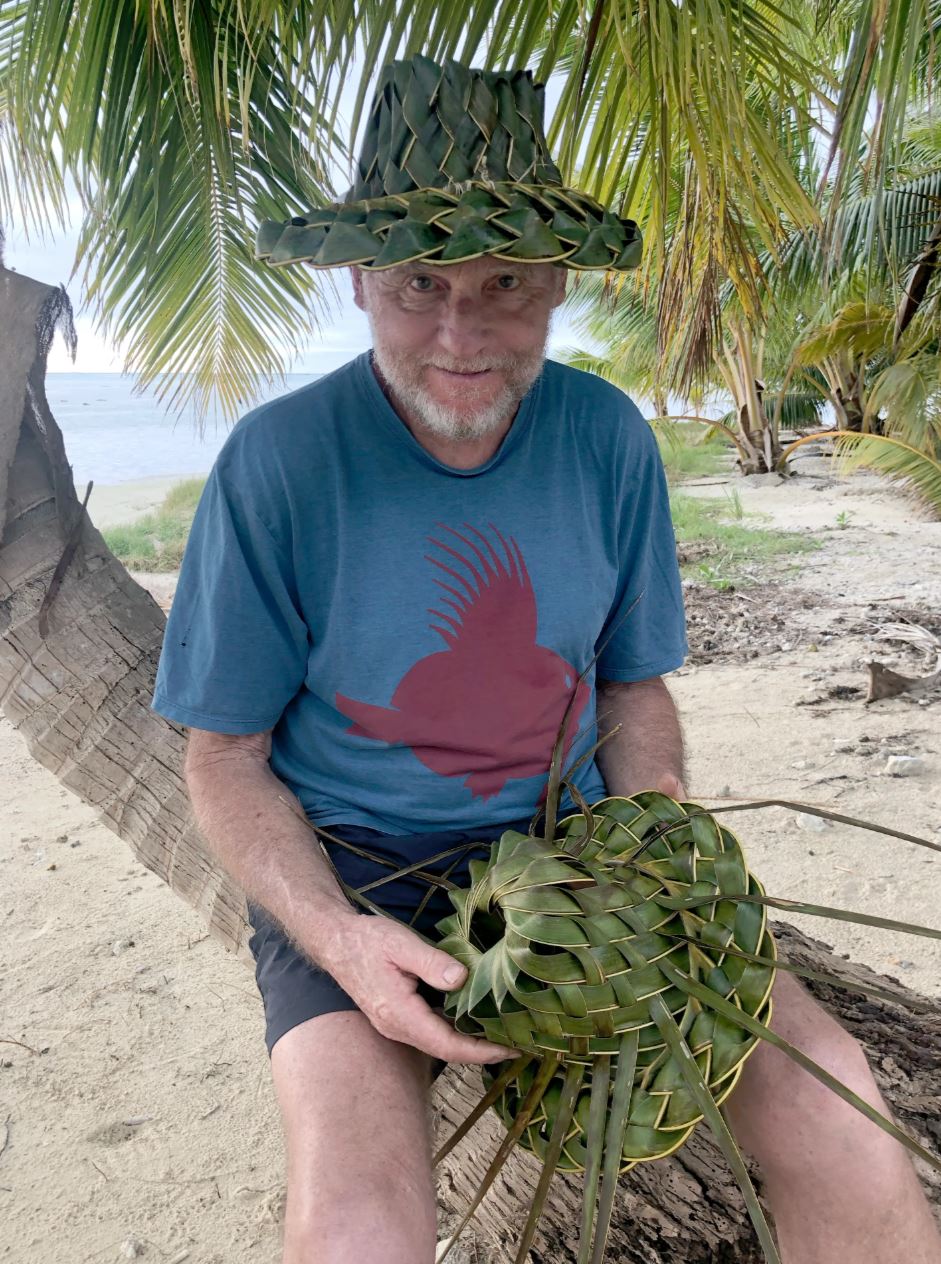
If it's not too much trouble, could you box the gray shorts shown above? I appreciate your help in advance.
[246,898,447,1058]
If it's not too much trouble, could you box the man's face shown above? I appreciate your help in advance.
[351,256,567,441]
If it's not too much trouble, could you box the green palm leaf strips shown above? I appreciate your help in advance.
[429,789,780,1263]
[436,792,775,1176]
[254,55,642,273]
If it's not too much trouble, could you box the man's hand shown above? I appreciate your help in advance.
[319,913,516,1065]
[184,729,514,1063]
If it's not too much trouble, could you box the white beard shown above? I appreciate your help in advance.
[367,325,548,443]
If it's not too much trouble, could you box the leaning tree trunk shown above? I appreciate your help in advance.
[0,264,249,955]
[2,265,939,1262]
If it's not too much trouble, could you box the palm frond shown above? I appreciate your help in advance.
[22,1,343,417]
[819,0,931,239]
[781,428,941,516]
[71,94,335,419]
[865,355,941,443]
[772,167,941,297]
[4,0,346,415]
[3,0,832,417]
[762,388,827,429]
[424,786,940,1262]
[555,344,660,401]
[835,429,941,517]
[305,738,941,1264]
[0,0,68,233]
[793,300,895,364]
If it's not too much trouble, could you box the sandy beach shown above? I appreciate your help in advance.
[2,461,940,1262]
[87,475,205,530]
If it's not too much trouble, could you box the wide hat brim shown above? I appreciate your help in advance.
[255,179,643,272]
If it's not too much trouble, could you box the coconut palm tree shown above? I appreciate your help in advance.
[777,128,941,513]
[2,0,930,417]
[560,266,828,473]
[562,118,941,492]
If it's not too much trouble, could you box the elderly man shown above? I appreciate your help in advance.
[152,54,941,1264]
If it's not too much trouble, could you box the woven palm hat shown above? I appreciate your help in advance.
[255,54,642,272]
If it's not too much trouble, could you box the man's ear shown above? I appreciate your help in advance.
[350,265,366,311]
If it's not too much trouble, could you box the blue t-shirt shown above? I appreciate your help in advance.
[151,352,687,836]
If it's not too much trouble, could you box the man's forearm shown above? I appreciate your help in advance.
[184,732,358,970]
[594,675,686,797]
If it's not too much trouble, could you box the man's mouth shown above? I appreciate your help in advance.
[429,366,497,380]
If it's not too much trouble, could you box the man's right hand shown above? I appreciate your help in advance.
[316,912,517,1065]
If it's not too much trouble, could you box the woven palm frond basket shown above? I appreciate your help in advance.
[435,790,776,1261]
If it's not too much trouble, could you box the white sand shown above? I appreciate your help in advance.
[2,462,940,1261]
[87,474,207,530]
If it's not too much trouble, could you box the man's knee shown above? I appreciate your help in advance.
[284,1174,438,1264]
[769,969,874,1086]
[270,1012,438,1263]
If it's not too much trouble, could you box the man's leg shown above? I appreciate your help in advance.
[722,969,941,1264]
[270,1011,438,1264]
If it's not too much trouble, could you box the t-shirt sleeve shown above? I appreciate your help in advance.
[595,407,688,682]
[151,452,309,734]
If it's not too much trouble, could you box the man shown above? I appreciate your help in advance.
[152,55,941,1264]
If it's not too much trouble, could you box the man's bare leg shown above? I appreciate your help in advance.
[270,1010,437,1264]
[723,970,941,1264]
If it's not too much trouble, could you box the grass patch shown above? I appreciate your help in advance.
[671,491,814,589]
[102,477,206,572]
[657,424,731,482]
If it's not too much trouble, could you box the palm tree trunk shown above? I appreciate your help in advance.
[719,339,765,475]
[728,320,781,473]
[825,354,882,435]
[0,264,249,954]
[3,267,937,1261]
[893,212,941,350]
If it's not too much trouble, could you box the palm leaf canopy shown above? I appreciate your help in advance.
[1,0,933,418]
[772,166,941,299]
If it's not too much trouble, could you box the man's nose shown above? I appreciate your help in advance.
[436,294,489,356]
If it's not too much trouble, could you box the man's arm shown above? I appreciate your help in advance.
[184,727,513,1064]
[593,675,686,799]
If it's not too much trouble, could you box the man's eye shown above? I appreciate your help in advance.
[496,275,520,290]
[408,275,436,291]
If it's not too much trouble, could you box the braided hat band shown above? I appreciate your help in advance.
[255,55,642,272]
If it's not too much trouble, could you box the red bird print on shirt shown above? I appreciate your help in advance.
[334,523,590,801]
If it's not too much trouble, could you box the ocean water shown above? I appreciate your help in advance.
[44,372,321,486]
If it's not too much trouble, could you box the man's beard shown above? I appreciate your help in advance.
[368,326,548,442]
